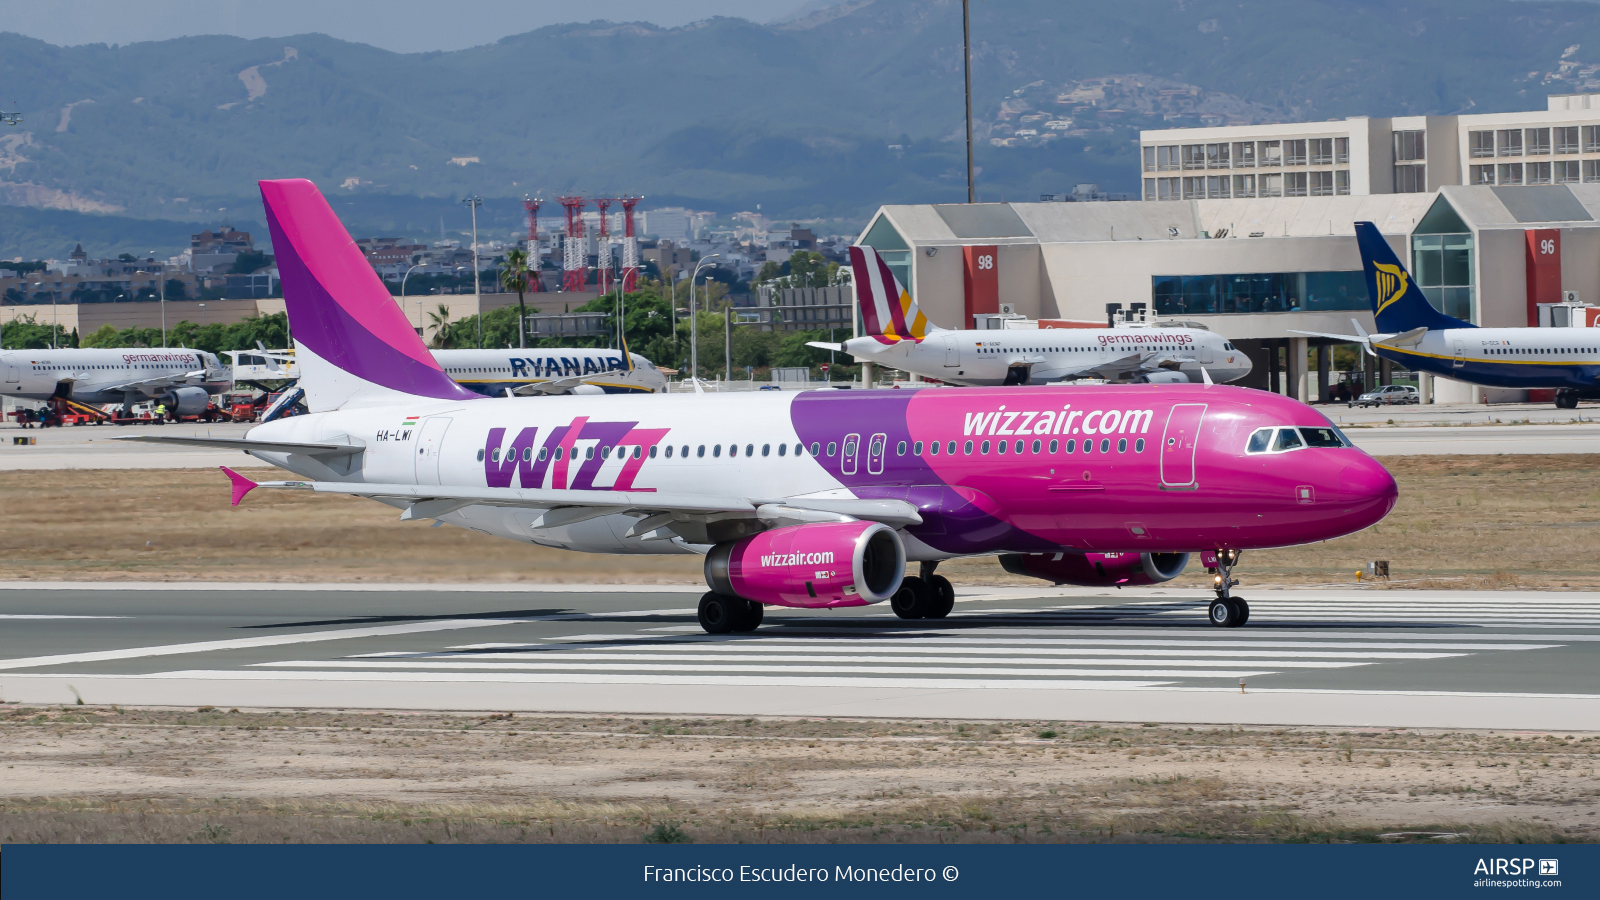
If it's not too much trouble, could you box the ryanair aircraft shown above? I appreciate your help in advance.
[433,348,666,396]
[1295,222,1600,409]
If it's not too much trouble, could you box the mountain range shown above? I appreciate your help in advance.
[2,0,1600,257]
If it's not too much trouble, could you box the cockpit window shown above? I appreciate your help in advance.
[1299,427,1347,448]
[1272,428,1304,452]
[1246,428,1273,454]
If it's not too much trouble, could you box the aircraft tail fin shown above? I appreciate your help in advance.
[258,179,479,412]
[849,245,937,343]
[1354,221,1472,333]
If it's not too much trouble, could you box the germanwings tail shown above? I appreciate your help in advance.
[849,245,937,343]
[259,179,479,412]
[1355,221,1472,333]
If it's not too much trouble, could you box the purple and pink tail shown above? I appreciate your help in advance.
[260,179,478,411]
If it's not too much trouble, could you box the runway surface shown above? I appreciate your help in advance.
[1,584,1596,730]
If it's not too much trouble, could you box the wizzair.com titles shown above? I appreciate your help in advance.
[758,550,835,567]
[963,405,1153,437]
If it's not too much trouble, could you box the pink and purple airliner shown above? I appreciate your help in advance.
[125,180,1398,634]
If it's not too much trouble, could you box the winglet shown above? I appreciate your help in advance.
[1200,366,1214,386]
[220,466,258,507]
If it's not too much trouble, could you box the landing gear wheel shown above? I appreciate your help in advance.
[924,574,955,619]
[890,576,931,619]
[731,599,764,633]
[698,591,738,635]
[1232,597,1249,626]
[1557,390,1579,410]
[1208,599,1245,628]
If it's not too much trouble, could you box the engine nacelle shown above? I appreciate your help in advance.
[705,521,904,608]
[1136,370,1189,385]
[998,551,1189,587]
[162,385,210,417]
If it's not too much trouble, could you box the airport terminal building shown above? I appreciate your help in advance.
[856,95,1600,403]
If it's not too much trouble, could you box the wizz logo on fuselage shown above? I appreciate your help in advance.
[484,417,669,492]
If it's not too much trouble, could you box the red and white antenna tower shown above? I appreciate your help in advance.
[619,196,642,292]
[522,196,544,292]
[593,197,614,296]
[558,196,587,293]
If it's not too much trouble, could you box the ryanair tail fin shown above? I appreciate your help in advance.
[259,179,479,412]
[1355,221,1472,333]
[849,245,937,343]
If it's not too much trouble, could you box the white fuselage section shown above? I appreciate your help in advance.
[842,327,1252,385]
[246,393,835,556]
[0,348,229,404]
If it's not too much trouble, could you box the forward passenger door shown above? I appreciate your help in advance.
[1159,404,1206,490]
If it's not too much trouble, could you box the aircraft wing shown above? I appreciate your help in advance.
[114,435,365,458]
[221,469,922,530]
[97,370,215,395]
[509,375,589,396]
[1048,352,1152,381]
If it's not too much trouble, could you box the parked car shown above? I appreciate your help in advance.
[1350,385,1419,407]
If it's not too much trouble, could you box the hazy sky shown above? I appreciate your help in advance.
[0,0,827,53]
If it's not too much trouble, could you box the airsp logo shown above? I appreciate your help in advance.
[1473,858,1554,876]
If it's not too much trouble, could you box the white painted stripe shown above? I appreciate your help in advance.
[0,619,529,671]
[719,637,1548,652]
[0,608,128,614]
[380,649,1450,663]
[890,627,1600,641]
[35,669,1176,690]
[562,639,1527,654]
[254,660,1282,678]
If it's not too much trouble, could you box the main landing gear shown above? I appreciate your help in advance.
[1207,548,1250,628]
[698,592,764,635]
[891,562,956,621]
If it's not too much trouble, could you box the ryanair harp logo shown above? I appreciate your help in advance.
[1373,262,1409,314]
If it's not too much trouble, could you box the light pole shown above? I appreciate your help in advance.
[149,250,169,348]
[199,302,206,329]
[615,265,636,355]
[401,263,425,330]
[688,255,719,385]
[963,0,975,203]
[461,196,483,348]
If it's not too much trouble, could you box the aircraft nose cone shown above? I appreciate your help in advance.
[1337,456,1399,520]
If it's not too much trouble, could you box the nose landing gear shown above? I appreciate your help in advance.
[1207,548,1249,627]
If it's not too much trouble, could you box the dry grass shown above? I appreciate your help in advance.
[3,455,1600,587]
[1,706,1594,844]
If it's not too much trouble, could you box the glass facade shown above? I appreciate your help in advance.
[1151,271,1367,316]
[1412,197,1474,322]
[859,214,912,297]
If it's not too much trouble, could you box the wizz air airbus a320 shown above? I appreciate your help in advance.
[127,179,1397,634]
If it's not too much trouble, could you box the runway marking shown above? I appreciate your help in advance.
[254,660,1281,678]
[50,670,1176,690]
[0,618,532,671]
[0,608,128,614]
[362,648,1464,662]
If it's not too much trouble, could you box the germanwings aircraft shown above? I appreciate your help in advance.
[0,347,230,414]
[126,179,1396,633]
[1296,222,1600,409]
[808,246,1253,386]
[434,348,666,396]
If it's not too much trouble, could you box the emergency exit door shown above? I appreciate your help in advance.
[413,417,452,485]
[1159,404,1206,489]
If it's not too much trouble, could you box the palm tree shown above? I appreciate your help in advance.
[499,247,531,348]
[426,303,451,349]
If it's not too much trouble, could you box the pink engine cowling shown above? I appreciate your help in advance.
[704,521,905,609]
[998,551,1190,587]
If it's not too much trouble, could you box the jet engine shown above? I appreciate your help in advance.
[704,521,904,608]
[1135,371,1189,385]
[161,385,210,418]
[998,551,1189,587]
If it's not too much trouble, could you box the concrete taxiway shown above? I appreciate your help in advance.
[1,584,1595,730]
[0,421,251,470]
